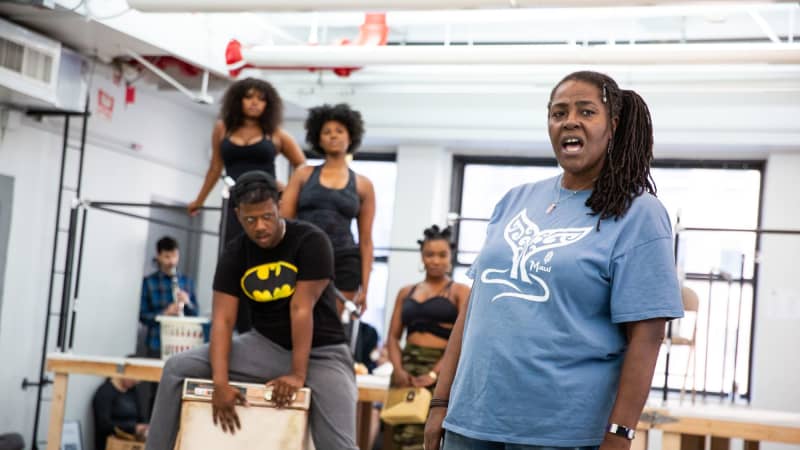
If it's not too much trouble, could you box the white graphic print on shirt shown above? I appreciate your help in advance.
[480,209,591,303]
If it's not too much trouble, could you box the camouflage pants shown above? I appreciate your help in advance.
[391,343,445,450]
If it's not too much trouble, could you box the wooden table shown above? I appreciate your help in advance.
[634,403,800,450]
[45,353,388,450]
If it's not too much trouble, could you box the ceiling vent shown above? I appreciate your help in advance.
[0,16,87,111]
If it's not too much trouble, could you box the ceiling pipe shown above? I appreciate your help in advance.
[233,43,800,67]
[127,0,794,13]
[226,13,388,77]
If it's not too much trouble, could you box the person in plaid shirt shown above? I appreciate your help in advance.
[139,236,198,357]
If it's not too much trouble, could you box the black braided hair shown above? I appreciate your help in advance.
[549,71,656,229]
[416,225,455,250]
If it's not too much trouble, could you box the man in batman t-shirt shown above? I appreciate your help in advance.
[145,170,357,450]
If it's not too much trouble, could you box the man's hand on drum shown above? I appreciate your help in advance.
[266,374,305,408]
[212,384,248,434]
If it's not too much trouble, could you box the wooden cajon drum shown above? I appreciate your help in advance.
[175,378,311,450]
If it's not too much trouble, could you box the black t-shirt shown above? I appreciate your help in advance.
[213,220,346,349]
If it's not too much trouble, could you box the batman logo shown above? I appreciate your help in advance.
[240,262,298,302]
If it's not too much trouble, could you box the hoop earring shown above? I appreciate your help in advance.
[418,263,425,273]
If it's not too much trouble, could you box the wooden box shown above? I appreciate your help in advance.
[175,378,310,450]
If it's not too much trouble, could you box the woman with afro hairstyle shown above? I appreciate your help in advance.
[281,103,375,312]
[386,225,471,450]
[188,77,306,332]
[423,71,684,450]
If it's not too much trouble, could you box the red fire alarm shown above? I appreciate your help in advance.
[125,84,136,105]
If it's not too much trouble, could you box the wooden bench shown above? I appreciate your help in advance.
[45,353,388,450]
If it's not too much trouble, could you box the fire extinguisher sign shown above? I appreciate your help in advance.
[97,88,115,120]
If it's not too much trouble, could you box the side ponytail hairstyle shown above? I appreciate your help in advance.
[550,71,656,229]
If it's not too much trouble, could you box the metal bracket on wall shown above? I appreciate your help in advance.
[125,49,214,104]
[21,377,52,390]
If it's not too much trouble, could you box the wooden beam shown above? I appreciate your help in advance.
[663,431,683,450]
[357,386,388,403]
[656,417,800,443]
[631,430,648,450]
[46,373,68,450]
[47,358,163,382]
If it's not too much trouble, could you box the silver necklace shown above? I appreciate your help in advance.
[546,175,594,214]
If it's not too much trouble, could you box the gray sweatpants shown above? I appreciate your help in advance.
[145,331,358,450]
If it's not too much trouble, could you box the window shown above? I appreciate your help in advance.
[303,153,397,339]
[650,163,762,399]
[451,157,559,284]
[452,157,763,399]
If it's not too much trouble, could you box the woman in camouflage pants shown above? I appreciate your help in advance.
[386,225,471,450]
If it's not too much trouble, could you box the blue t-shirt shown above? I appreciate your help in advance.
[443,176,684,446]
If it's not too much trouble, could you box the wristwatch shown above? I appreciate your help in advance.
[606,423,635,440]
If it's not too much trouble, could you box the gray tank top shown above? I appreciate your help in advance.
[297,165,360,251]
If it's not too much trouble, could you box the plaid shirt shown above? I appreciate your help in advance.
[139,270,198,353]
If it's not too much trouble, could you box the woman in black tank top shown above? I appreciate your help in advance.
[385,225,471,450]
[281,103,376,312]
[187,78,306,333]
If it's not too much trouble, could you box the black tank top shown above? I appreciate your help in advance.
[220,135,277,179]
[402,282,459,340]
[297,165,360,251]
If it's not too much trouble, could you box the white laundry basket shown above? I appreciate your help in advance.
[155,316,210,359]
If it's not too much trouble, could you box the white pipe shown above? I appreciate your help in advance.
[127,0,793,13]
[279,83,800,95]
[248,4,797,28]
[240,43,800,66]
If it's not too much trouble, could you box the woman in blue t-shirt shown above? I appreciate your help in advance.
[424,71,684,450]
[386,225,471,450]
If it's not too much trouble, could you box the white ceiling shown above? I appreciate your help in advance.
[1,0,798,155]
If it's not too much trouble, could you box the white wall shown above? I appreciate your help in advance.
[751,153,800,450]
[0,63,217,449]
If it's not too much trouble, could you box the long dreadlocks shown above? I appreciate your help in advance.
[549,71,656,229]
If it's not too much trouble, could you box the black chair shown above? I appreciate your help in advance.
[0,433,24,450]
